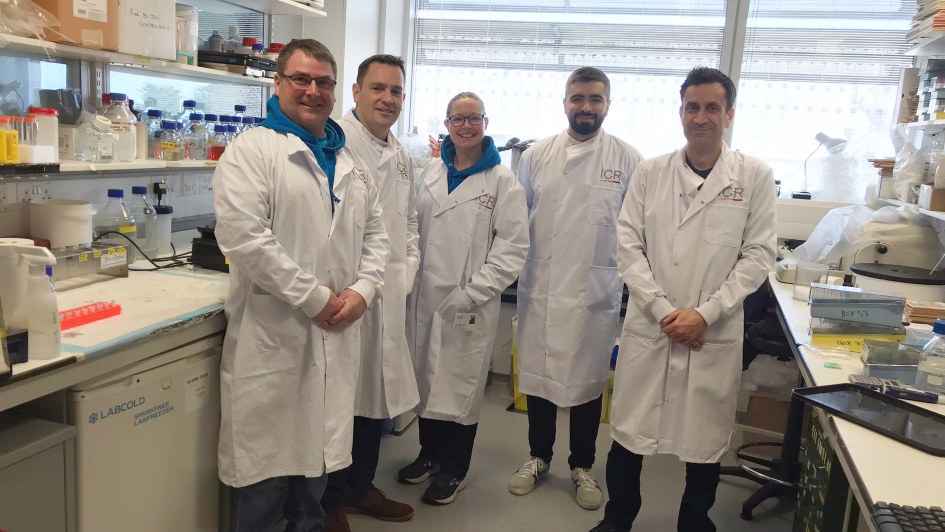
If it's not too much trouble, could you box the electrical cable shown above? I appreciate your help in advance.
[93,232,190,271]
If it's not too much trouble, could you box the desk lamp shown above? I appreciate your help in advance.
[796,132,848,200]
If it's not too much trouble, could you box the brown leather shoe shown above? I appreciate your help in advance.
[324,511,351,532]
[346,486,415,522]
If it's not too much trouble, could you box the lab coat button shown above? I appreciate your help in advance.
[670,365,676,370]
[672,298,676,302]
[674,262,678,266]
[424,267,429,271]
[554,232,558,237]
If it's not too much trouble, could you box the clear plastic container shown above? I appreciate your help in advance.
[94,189,136,249]
[178,100,197,126]
[208,125,228,161]
[127,186,158,261]
[99,93,111,114]
[160,121,182,161]
[184,112,208,160]
[103,92,137,162]
[84,116,118,163]
[224,26,240,52]
[917,319,945,393]
[154,205,173,256]
[145,109,163,159]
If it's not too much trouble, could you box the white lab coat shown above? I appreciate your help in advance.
[406,160,529,425]
[213,127,390,488]
[611,144,776,464]
[341,111,421,420]
[516,130,642,407]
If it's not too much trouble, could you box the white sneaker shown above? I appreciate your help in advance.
[571,467,602,510]
[508,457,549,495]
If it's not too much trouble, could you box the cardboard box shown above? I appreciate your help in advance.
[918,184,945,211]
[33,0,120,51]
[118,0,176,60]
[745,392,791,433]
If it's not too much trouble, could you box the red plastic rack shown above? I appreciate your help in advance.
[59,301,122,331]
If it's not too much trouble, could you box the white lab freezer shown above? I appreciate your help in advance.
[67,347,221,532]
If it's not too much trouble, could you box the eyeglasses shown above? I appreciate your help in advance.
[280,73,338,91]
[447,114,486,127]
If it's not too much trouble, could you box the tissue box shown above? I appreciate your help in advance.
[918,184,945,211]
[118,0,176,60]
[32,0,120,51]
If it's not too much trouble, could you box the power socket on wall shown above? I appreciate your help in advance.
[17,182,52,202]
[0,183,16,206]
[181,175,198,196]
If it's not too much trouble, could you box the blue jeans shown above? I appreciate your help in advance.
[229,475,328,532]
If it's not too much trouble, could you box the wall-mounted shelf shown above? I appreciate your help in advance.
[905,120,945,130]
[907,31,945,57]
[219,0,326,17]
[0,33,274,87]
[59,160,167,173]
[881,197,945,223]
[165,160,218,169]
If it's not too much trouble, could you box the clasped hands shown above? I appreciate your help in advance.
[660,309,707,349]
[313,288,366,329]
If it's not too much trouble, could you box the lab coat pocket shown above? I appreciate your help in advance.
[587,186,623,226]
[458,205,491,246]
[686,341,741,443]
[396,179,411,216]
[351,185,368,228]
[251,293,309,352]
[585,265,622,313]
[703,204,748,248]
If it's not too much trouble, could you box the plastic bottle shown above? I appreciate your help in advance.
[145,109,163,159]
[98,93,111,115]
[917,319,945,393]
[93,189,136,257]
[134,118,148,160]
[160,121,182,161]
[224,26,241,52]
[128,186,158,261]
[239,37,258,55]
[265,43,283,61]
[84,116,118,163]
[185,112,208,160]
[0,117,18,163]
[208,125,228,161]
[24,262,61,360]
[208,30,224,52]
[103,93,137,162]
[178,100,197,126]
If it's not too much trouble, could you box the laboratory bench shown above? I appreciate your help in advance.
[0,256,228,532]
[769,272,945,532]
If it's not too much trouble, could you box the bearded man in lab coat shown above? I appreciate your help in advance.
[320,54,421,532]
[589,67,776,532]
[509,66,642,511]
[212,39,390,532]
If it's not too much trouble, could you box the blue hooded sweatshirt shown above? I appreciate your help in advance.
[259,95,344,203]
[441,136,502,194]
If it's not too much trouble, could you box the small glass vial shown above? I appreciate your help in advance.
[208,125,228,161]
[160,120,182,161]
[84,116,118,163]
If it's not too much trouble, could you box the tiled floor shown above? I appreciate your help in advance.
[351,378,795,532]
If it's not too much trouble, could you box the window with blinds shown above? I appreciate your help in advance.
[412,0,727,158]
[727,0,913,201]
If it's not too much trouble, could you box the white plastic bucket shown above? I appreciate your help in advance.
[30,199,96,248]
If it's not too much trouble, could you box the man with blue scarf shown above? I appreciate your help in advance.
[212,39,390,532]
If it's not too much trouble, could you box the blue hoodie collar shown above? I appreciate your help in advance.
[259,95,345,203]
[441,136,502,194]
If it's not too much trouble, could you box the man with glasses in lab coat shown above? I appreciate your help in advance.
[510,67,642,511]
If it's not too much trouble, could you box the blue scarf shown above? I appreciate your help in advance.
[259,95,344,203]
[441,136,502,193]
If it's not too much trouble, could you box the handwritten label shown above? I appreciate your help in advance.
[101,252,126,269]
[840,310,869,319]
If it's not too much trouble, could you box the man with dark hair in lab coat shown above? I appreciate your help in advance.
[589,67,776,532]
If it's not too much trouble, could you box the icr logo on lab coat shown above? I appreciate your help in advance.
[718,186,744,201]
[600,169,623,184]
[475,194,496,210]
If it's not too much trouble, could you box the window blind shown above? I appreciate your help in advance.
[732,0,915,202]
[412,0,727,157]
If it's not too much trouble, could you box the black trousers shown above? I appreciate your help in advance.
[229,475,327,532]
[320,416,385,516]
[526,394,603,470]
[604,442,721,532]
[417,416,478,480]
